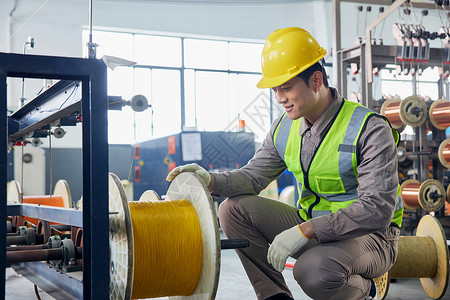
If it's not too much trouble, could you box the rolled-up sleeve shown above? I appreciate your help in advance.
[211,117,287,198]
[310,116,398,242]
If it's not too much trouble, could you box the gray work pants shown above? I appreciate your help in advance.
[218,195,400,300]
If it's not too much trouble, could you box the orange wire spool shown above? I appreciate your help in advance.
[7,180,72,226]
[380,99,405,132]
[429,99,450,130]
[400,179,445,212]
[23,196,64,225]
[438,139,450,169]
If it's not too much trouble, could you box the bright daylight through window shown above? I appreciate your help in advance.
[82,30,275,144]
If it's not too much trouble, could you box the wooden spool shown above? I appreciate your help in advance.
[375,215,449,299]
[108,172,220,300]
[400,179,445,212]
[429,99,450,130]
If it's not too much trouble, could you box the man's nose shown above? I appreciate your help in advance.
[276,92,287,104]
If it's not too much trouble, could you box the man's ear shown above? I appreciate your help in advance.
[312,71,323,92]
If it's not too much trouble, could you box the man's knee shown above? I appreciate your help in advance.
[294,250,344,300]
[218,196,243,234]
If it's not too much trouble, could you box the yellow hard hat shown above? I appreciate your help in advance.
[257,27,327,89]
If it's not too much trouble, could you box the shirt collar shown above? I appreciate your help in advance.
[298,87,343,137]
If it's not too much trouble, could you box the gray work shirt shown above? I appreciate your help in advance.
[211,87,398,243]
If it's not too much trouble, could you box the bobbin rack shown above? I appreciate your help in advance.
[1,52,249,299]
[334,0,450,229]
[333,1,450,298]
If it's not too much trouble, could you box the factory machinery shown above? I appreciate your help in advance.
[1,52,248,299]
[334,0,450,299]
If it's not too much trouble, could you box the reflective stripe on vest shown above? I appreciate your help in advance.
[273,99,403,226]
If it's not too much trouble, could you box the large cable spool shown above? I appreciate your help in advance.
[375,215,449,299]
[438,139,450,169]
[400,179,445,212]
[109,172,220,300]
[429,99,450,130]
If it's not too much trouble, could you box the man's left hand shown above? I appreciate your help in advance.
[267,225,316,272]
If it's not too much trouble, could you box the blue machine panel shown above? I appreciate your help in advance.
[133,131,255,199]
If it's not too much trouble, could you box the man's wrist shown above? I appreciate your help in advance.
[299,222,317,239]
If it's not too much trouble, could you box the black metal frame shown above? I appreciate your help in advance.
[1,52,109,299]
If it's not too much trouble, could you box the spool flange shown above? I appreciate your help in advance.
[418,179,445,212]
[138,190,160,201]
[109,173,134,300]
[416,215,449,299]
[7,180,21,204]
[399,95,427,127]
[53,179,72,208]
[165,172,221,300]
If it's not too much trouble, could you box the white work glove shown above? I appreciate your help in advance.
[166,163,211,186]
[267,225,317,272]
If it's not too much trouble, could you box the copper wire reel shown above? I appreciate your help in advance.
[429,99,450,130]
[400,179,445,212]
[375,215,449,299]
[108,172,220,300]
[380,99,406,132]
[381,96,427,130]
[438,139,450,169]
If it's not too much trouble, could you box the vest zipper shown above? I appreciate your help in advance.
[300,138,321,219]
[301,99,345,218]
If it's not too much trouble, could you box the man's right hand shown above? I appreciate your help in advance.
[166,163,211,186]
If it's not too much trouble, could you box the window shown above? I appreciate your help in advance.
[380,65,440,100]
[83,29,271,144]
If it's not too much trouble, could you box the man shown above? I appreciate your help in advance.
[167,27,403,300]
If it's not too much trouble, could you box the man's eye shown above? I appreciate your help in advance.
[281,86,291,91]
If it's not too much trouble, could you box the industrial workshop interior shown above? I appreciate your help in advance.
[6,0,450,299]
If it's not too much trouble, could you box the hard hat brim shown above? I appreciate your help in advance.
[257,48,327,89]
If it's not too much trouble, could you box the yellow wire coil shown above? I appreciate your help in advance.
[128,199,203,299]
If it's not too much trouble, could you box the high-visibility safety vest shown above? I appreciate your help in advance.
[273,99,403,227]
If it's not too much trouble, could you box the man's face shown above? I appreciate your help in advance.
[272,75,320,121]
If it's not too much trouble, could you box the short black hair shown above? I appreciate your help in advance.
[297,60,329,88]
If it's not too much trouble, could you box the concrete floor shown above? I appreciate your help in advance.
[5,234,450,300]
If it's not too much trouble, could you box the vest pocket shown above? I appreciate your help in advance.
[315,176,345,194]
